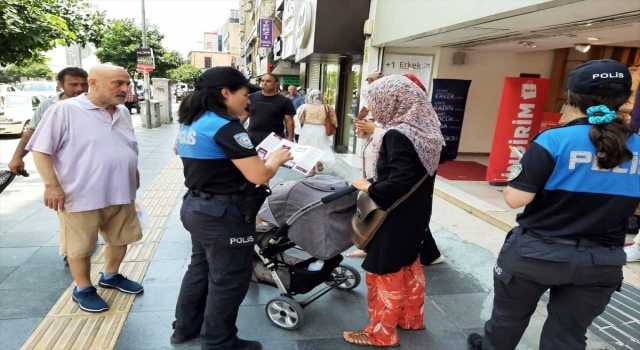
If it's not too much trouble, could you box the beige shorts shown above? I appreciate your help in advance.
[59,201,143,259]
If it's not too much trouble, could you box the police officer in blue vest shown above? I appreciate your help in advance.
[468,59,639,350]
[170,67,292,350]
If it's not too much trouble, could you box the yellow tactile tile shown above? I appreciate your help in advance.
[22,314,125,350]
[20,155,185,350]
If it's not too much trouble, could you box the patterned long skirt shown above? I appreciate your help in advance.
[363,258,425,346]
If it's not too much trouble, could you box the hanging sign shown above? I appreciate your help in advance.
[381,53,434,92]
[259,19,273,48]
[430,79,472,161]
[136,48,155,74]
[486,78,551,184]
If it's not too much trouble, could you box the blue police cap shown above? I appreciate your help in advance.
[567,59,632,97]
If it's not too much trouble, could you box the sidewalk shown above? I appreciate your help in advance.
[0,118,634,349]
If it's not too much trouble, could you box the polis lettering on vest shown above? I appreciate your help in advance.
[486,78,551,184]
[178,130,197,145]
[569,151,640,174]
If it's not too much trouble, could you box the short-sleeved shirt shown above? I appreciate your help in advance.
[246,92,296,135]
[30,92,64,129]
[26,94,139,213]
[177,111,257,194]
[287,94,305,110]
[509,118,640,246]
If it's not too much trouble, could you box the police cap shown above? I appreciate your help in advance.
[194,66,261,93]
[567,59,632,97]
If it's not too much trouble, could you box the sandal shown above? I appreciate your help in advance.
[346,249,367,258]
[343,331,399,347]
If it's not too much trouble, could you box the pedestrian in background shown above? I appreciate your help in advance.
[8,67,88,175]
[344,75,445,347]
[243,73,296,145]
[468,59,639,350]
[171,67,292,350]
[297,89,338,172]
[27,64,143,313]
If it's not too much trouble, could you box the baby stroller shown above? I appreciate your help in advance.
[253,175,360,330]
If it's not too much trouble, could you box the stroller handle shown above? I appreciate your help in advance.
[320,185,358,204]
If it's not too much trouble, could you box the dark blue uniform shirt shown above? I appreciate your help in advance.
[510,118,640,246]
[177,111,257,194]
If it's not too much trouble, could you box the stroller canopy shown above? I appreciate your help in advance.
[258,175,356,260]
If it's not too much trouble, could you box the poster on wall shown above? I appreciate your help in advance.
[430,79,472,161]
[381,53,434,92]
[486,77,551,184]
[539,112,562,132]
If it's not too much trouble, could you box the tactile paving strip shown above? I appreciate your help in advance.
[21,154,185,350]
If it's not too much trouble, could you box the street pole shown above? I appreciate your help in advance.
[141,0,152,129]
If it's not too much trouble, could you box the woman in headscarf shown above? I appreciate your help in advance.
[297,89,338,171]
[344,75,445,347]
[347,73,446,267]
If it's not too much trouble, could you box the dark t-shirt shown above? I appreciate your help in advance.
[247,92,296,134]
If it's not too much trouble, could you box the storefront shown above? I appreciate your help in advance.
[359,0,640,166]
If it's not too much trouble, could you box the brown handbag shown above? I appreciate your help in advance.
[350,174,429,250]
[324,104,336,136]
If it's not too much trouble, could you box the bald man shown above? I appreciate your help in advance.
[27,64,144,313]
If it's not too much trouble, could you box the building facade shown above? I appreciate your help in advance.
[223,10,242,58]
[187,51,234,69]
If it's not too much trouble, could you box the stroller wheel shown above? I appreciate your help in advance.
[265,296,304,330]
[330,264,361,290]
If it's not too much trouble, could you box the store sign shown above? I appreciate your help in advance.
[136,48,154,73]
[295,2,312,49]
[381,53,434,92]
[539,112,562,132]
[259,19,273,48]
[281,0,297,58]
[486,78,551,183]
[281,76,300,86]
[430,79,472,161]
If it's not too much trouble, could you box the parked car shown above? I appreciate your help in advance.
[16,81,58,98]
[0,84,18,115]
[0,94,45,135]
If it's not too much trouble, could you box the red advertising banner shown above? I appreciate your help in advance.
[486,77,551,183]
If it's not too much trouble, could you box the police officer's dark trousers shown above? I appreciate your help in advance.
[482,228,625,350]
[175,195,255,350]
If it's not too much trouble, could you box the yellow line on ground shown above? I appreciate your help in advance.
[20,157,184,350]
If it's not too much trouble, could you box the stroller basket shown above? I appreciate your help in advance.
[288,254,343,294]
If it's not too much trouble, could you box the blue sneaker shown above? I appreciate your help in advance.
[72,286,109,313]
[98,273,144,294]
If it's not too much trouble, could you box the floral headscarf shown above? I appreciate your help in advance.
[307,89,323,104]
[362,75,444,179]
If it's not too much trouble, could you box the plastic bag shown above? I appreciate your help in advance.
[135,200,151,230]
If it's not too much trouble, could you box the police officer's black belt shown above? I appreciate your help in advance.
[524,230,606,247]
[189,190,238,203]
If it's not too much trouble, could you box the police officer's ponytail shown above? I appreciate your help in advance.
[568,83,633,169]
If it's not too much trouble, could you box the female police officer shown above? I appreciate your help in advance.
[170,67,292,350]
[468,59,639,350]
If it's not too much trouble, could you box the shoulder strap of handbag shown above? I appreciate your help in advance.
[387,173,430,212]
[324,104,329,119]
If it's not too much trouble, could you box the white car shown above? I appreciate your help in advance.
[0,84,19,115]
[16,81,59,98]
[0,94,45,135]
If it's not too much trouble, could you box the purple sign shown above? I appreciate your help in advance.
[259,18,273,48]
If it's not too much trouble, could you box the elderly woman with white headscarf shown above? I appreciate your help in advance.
[297,89,338,171]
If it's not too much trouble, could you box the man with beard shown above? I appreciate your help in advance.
[27,64,143,313]
[8,67,89,175]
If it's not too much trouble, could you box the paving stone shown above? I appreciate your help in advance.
[0,266,17,283]
[424,267,487,295]
[429,292,493,329]
[0,231,57,248]
[0,318,42,350]
[0,247,39,266]
[6,219,59,233]
[0,264,72,289]
[0,288,67,319]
